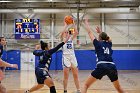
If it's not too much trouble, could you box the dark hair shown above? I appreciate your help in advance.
[40,41,48,50]
[99,32,109,41]
[0,37,4,42]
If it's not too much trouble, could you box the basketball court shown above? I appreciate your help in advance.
[2,70,140,93]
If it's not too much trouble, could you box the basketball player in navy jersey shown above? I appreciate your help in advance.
[0,37,18,93]
[81,18,126,93]
[25,35,70,93]
[60,20,81,93]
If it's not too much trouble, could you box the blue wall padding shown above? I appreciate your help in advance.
[3,50,140,70]
[35,50,140,70]
[113,50,140,70]
[2,50,21,70]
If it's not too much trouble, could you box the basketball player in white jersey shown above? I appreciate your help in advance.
[60,21,81,93]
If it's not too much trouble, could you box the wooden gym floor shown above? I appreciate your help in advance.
[2,70,140,93]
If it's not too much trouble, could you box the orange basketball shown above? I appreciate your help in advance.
[64,16,74,25]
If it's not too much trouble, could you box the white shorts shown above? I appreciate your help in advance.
[62,54,78,68]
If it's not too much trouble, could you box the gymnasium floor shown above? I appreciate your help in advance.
[2,70,140,93]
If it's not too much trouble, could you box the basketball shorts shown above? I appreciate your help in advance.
[91,63,118,82]
[35,67,51,84]
[62,54,78,68]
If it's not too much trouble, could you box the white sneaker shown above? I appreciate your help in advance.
[73,90,81,93]
[25,90,30,93]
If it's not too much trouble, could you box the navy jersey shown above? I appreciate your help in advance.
[93,39,113,62]
[0,44,3,58]
[33,42,65,70]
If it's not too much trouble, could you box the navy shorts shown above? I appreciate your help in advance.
[35,67,51,84]
[91,63,118,82]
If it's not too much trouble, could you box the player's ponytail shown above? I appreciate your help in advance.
[40,40,48,50]
[99,32,109,41]
[106,36,110,41]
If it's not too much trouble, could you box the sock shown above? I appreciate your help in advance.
[50,86,56,93]
[77,89,80,91]
[77,89,81,92]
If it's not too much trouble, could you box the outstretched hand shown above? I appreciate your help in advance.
[84,17,89,25]
[64,20,67,27]
[12,64,18,69]
[96,26,102,33]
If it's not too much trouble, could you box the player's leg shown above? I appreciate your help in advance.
[25,68,45,93]
[63,67,70,93]
[112,80,125,93]
[71,55,80,92]
[25,84,44,93]
[0,83,6,93]
[81,75,97,93]
[44,77,56,93]
[107,64,125,93]
[71,66,80,92]
[62,55,71,93]
[0,70,4,81]
[82,64,106,93]
[0,70,6,93]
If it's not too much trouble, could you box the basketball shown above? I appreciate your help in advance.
[64,15,74,25]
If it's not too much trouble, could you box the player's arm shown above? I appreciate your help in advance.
[95,26,112,42]
[48,34,70,55]
[33,45,43,56]
[95,26,102,34]
[0,58,18,69]
[84,18,95,41]
[71,23,78,40]
[60,21,68,41]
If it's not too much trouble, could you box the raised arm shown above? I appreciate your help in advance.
[48,42,65,55]
[95,26,102,34]
[60,21,69,41]
[84,18,95,41]
[71,23,78,40]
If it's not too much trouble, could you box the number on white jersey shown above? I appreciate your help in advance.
[67,44,72,49]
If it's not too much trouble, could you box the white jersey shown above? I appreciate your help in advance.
[62,36,75,55]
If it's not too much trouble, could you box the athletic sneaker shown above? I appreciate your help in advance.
[25,90,30,93]
[73,90,81,93]
[64,90,67,93]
